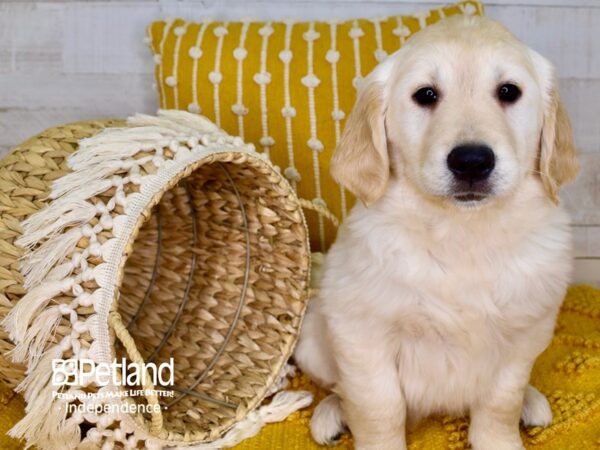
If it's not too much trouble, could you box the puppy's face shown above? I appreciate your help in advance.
[386,31,543,206]
[332,16,578,209]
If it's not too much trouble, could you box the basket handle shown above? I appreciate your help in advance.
[108,310,164,435]
[297,198,340,228]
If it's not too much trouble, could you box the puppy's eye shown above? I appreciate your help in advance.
[413,86,438,107]
[497,83,521,104]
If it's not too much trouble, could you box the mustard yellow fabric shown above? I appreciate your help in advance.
[2,285,599,449]
[0,385,26,450]
[146,1,484,251]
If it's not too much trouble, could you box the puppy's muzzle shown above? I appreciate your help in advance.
[447,144,495,201]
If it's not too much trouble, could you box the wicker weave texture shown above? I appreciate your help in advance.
[0,120,125,389]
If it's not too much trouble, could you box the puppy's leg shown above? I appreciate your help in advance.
[469,365,529,450]
[295,302,349,445]
[310,394,346,445]
[335,343,407,450]
[294,299,338,388]
[521,384,552,427]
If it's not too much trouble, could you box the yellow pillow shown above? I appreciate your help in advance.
[147,0,484,250]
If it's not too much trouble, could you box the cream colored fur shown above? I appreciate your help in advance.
[295,16,578,450]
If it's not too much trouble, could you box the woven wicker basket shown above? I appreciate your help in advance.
[0,111,317,449]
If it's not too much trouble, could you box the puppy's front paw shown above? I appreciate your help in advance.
[469,432,524,450]
[310,394,346,446]
[471,440,525,450]
[521,385,552,427]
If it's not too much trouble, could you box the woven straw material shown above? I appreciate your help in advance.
[116,154,310,435]
[0,119,125,389]
[0,112,312,449]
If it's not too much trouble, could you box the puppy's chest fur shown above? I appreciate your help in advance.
[390,226,563,415]
[323,200,571,416]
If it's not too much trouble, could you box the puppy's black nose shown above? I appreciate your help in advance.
[447,145,495,182]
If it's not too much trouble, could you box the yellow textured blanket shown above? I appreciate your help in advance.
[2,285,599,449]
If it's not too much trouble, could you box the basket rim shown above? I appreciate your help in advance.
[107,149,312,444]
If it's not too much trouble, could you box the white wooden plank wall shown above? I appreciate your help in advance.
[0,0,599,283]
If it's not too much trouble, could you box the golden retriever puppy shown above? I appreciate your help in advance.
[294,15,578,450]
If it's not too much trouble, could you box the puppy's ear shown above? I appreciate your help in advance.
[532,51,578,203]
[331,68,390,206]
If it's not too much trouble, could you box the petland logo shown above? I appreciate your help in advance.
[52,358,174,387]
